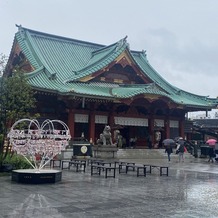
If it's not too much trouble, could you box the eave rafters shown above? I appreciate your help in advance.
[117,93,186,110]
[118,93,162,106]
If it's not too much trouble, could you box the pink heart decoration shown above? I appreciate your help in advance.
[8,119,71,170]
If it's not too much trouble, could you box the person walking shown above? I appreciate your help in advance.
[208,147,215,163]
[165,145,173,162]
[176,138,185,162]
[215,143,218,162]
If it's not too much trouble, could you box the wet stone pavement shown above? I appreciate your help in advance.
[1,158,218,218]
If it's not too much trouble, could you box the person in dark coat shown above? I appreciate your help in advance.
[165,145,173,161]
[208,147,215,163]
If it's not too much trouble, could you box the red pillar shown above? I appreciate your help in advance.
[149,115,154,147]
[68,109,75,139]
[108,104,114,128]
[108,105,115,142]
[89,111,95,142]
[108,115,114,127]
[179,118,185,138]
[165,117,170,138]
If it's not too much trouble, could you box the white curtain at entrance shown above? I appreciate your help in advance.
[75,114,89,123]
[114,117,148,126]
[169,120,179,128]
[95,115,108,124]
[154,119,164,127]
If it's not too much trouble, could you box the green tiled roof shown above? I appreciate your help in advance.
[131,51,218,108]
[13,26,218,109]
[66,38,128,81]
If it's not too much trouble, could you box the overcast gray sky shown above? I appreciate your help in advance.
[1,0,218,104]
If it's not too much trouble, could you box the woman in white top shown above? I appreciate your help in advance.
[176,140,185,162]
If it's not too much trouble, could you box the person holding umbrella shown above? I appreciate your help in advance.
[165,145,173,161]
[163,139,175,162]
[176,137,185,162]
[208,147,215,163]
[215,143,218,162]
[206,138,216,163]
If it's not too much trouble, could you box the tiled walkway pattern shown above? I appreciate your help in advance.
[1,158,218,218]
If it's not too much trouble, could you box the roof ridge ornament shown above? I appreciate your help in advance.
[49,73,57,80]
[42,66,57,80]
[205,95,209,100]
[142,50,147,56]
[150,83,159,91]
[140,50,148,62]
[176,90,181,95]
[16,24,25,40]
[116,36,128,51]
[16,24,22,29]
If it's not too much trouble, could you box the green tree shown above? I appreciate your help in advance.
[0,53,37,168]
[0,53,7,77]
[0,53,7,165]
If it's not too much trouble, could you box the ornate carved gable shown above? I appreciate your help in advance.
[6,41,34,76]
[80,51,152,84]
[94,64,144,84]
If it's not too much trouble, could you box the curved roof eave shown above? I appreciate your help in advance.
[29,80,217,109]
[131,51,218,107]
[14,26,104,82]
[15,31,41,69]
[14,26,218,109]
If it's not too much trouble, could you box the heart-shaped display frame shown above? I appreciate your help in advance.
[8,119,71,171]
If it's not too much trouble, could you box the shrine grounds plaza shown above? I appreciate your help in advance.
[1,158,218,218]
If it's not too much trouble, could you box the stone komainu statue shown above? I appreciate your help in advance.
[97,125,114,146]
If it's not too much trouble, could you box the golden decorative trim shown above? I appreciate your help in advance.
[113,100,121,103]
[115,51,133,65]
[114,79,123,83]
[144,94,159,100]
[79,76,94,82]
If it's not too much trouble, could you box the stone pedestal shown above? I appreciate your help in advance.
[61,149,73,160]
[11,169,62,184]
[93,146,118,159]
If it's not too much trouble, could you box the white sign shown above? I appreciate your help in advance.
[114,117,148,126]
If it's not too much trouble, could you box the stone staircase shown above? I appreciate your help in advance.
[117,148,195,160]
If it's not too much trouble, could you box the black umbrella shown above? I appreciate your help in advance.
[162,139,176,147]
[175,137,185,145]
[177,139,185,146]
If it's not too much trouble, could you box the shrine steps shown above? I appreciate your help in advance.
[117,148,195,160]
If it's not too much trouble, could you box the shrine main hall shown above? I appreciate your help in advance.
[5,25,218,148]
